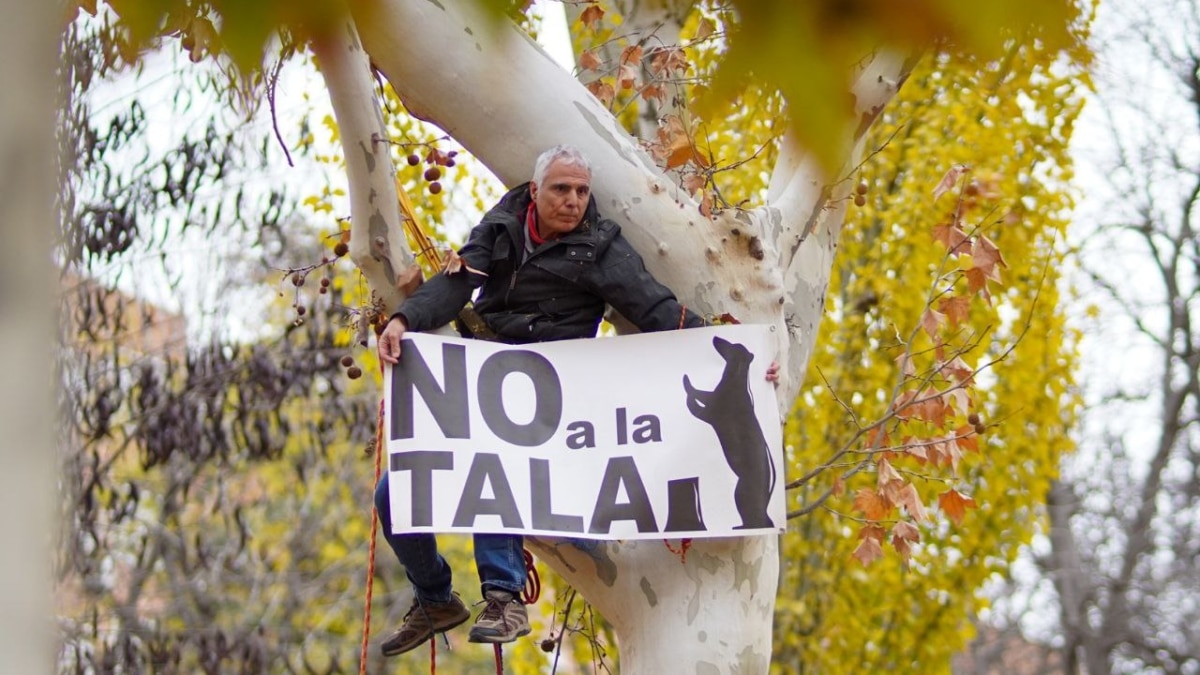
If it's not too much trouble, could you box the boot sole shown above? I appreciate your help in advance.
[467,625,532,644]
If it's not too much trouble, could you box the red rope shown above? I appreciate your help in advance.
[359,400,387,674]
[494,644,503,674]
[431,634,437,674]
[522,549,541,604]
[663,538,693,564]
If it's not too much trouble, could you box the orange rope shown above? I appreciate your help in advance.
[358,401,387,675]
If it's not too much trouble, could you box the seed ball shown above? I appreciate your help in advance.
[333,242,349,257]
[424,167,441,181]
[407,153,420,166]
[856,181,868,195]
[428,181,442,195]
[347,366,363,379]
[340,355,354,368]
[448,150,458,157]
[320,277,331,287]
[974,423,986,435]
[291,273,304,286]
[853,194,866,207]
[540,639,555,653]
[296,305,307,316]
[445,158,456,168]
[319,287,328,295]
[967,412,980,425]
[965,182,980,196]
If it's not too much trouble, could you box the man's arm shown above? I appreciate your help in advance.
[377,220,500,364]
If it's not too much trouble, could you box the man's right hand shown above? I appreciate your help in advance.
[378,315,408,365]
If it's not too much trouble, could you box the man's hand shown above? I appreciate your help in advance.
[378,315,408,365]
[766,361,781,384]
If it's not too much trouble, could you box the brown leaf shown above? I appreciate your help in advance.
[932,222,970,253]
[896,483,929,521]
[579,3,604,28]
[441,249,487,278]
[396,266,423,296]
[853,487,892,520]
[937,295,970,327]
[933,163,971,200]
[954,426,980,453]
[921,307,945,339]
[694,17,716,41]
[586,79,615,107]
[964,267,993,304]
[619,44,644,66]
[681,173,706,196]
[852,525,886,566]
[971,234,1007,280]
[640,82,667,105]
[891,520,921,563]
[618,62,640,90]
[579,49,602,72]
[938,489,977,526]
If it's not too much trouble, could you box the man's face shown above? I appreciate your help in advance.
[530,160,591,237]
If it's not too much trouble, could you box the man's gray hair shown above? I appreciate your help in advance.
[532,145,591,187]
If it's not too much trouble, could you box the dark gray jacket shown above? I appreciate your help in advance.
[395,183,703,343]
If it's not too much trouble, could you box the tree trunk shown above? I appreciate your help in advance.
[0,0,59,671]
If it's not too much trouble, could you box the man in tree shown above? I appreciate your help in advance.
[375,144,777,656]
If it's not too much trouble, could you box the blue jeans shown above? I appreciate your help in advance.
[374,472,526,603]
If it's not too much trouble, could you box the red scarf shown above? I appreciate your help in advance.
[526,203,546,245]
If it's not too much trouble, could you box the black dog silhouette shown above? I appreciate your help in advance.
[682,336,776,529]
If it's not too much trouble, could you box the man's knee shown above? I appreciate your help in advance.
[374,473,390,516]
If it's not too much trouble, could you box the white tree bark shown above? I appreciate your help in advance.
[324,1,913,670]
[0,0,58,672]
[310,28,416,315]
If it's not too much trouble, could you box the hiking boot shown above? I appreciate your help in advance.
[380,593,471,657]
[468,590,531,644]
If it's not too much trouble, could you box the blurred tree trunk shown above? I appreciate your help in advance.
[0,0,59,672]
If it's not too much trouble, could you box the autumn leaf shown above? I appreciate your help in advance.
[971,234,1007,280]
[896,483,929,521]
[681,173,706,196]
[954,426,980,453]
[941,386,969,414]
[921,307,945,339]
[891,520,921,562]
[964,267,993,304]
[586,79,615,107]
[938,489,978,526]
[938,295,970,327]
[579,3,604,28]
[932,222,970,253]
[876,458,904,491]
[852,535,884,567]
[694,17,716,41]
[852,487,892,520]
[852,525,886,567]
[441,249,487,278]
[895,351,916,378]
[640,82,666,105]
[579,49,602,72]
[932,163,971,200]
[656,114,708,169]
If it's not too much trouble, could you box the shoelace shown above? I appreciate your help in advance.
[477,597,511,626]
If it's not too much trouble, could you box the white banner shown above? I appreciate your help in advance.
[383,324,784,540]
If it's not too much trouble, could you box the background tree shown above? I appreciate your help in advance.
[54,0,1089,672]
[1024,0,1199,671]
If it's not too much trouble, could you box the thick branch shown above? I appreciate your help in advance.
[312,19,417,314]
